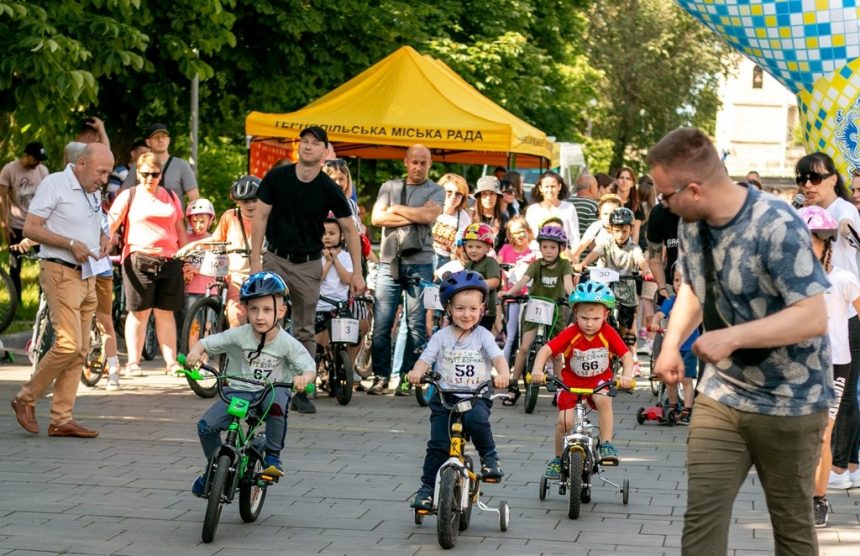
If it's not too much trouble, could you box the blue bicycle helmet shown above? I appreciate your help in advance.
[570,281,616,310]
[536,225,568,246]
[439,270,488,306]
[240,271,287,302]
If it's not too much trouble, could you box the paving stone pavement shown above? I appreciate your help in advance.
[1,355,859,555]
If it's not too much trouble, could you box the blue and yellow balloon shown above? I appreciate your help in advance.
[677,0,860,175]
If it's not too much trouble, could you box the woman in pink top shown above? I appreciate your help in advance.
[109,152,187,376]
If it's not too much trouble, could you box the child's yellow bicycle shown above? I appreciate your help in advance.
[413,371,510,549]
[538,376,635,519]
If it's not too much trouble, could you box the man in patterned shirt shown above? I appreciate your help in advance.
[649,128,832,556]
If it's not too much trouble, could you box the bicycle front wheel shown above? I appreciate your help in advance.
[80,320,106,387]
[202,454,231,543]
[333,348,354,406]
[181,297,223,398]
[0,266,18,334]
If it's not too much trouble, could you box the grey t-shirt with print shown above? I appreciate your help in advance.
[678,186,833,416]
[375,179,445,265]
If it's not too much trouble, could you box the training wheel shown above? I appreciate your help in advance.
[499,501,509,532]
[636,407,646,425]
[414,512,423,525]
[622,479,630,505]
[539,475,548,501]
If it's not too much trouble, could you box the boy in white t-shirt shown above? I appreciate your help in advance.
[185,272,316,495]
[406,270,511,511]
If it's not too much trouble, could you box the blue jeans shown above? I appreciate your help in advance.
[420,393,496,489]
[371,262,433,380]
[197,388,290,460]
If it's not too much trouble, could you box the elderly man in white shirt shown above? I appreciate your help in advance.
[10,143,113,438]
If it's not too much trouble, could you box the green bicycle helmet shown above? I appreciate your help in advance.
[570,281,616,310]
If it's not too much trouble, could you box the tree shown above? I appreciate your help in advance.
[584,0,732,172]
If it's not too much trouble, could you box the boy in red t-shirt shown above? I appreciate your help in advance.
[531,281,635,476]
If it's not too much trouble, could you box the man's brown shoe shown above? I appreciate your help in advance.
[47,420,98,438]
[10,398,39,434]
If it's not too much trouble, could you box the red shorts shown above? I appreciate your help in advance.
[556,368,613,411]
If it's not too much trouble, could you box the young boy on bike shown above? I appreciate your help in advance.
[649,263,698,424]
[574,207,652,349]
[406,270,511,511]
[184,271,316,495]
[462,223,503,333]
[181,198,217,309]
[531,281,635,475]
[504,225,575,403]
[177,176,259,328]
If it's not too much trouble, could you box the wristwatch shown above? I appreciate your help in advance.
[69,239,76,249]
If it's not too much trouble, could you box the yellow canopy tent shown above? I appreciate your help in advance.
[245,46,554,175]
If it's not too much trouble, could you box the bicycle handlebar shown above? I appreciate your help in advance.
[419,371,510,409]
[175,354,314,394]
[549,375,636,396]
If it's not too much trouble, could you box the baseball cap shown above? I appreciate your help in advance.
[299,126,329,146]
[475,176,501,195]
[24,142,48,161]
[145,123,170,139]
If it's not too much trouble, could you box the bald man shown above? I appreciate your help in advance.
[11,143,114,438]
[369,144,444,395]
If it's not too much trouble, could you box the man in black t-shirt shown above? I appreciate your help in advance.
[646,202,680,300]
[251,126,365,412]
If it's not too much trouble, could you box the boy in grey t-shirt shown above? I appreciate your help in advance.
[185,272,316,494]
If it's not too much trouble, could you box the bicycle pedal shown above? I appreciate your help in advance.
[599,457,619,467]
[481,477,500,484]
[415,508,432,516]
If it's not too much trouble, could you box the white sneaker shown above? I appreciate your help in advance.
[637,340,653,355]
[849,468,860,488]
[828,470,851,489]
[106,374,120,391]
[127,363,143,377]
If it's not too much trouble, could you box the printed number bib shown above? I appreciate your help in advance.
[330,318,360,344]
[423,285,444,311]
[571,346,610,378]
[438,349,489,391]
[200,252,229,278]
[231,352,285,391]
[524,298,556,326]
[589,268,619,283]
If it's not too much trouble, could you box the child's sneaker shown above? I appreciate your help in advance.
[598,442,619,465]
[631,362,642,377]
[850,468,860,488]
[814,497,829,528]
[290,392,317,414]
[678,407,692,425]
[394,381,412,396]
[545,457,562,479]
[192,475,206,498]
[410,485,434,511]
[106,373,120,391]
[262,454,285,477]
[481,454,504,481]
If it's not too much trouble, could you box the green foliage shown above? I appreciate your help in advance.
[584,0,733,172]
[196,138,246,215]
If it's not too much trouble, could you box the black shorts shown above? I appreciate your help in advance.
[616,304,636,331]
[123,254,185,312]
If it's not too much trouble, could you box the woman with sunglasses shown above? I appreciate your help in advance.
[796,153,860,277]
[796,152,860,493]
[431,173,471,270]
[109,151,188,377]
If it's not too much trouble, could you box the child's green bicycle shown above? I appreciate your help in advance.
[174,354,312,543]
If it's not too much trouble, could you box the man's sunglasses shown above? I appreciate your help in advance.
[139,171,161,178]
[796,171,834,186]
[324,158,347,168]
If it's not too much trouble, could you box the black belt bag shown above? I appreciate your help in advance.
[700,222,773,366]
[133,253,165,275]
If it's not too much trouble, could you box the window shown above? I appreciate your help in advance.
[752,65,764,89]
